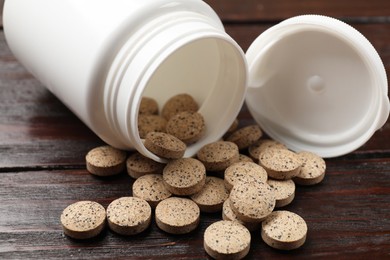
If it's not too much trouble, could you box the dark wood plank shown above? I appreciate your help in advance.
[0,33,104,168]
[205,0,390,22]
[0,157,389,259]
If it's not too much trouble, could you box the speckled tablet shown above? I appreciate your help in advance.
[126,152,165,179]
[225,124,263,150]
[248,139,287,162]
[161,93,199,120]
[106,197,151,236]
[261,210,307,250]
[294,151,326,185]
[222,199,261,232]
[224,161,268,191]
[86,145,127,176]
[166,111,206,145]
[204,220,251,260]
[190,176,229,213]
[197,141,240,172]
[139,96,159,115]
[259,148,301,180]
[267,179,295,208]
[155,197,200,234]
[132,174,172,208]
[138,115,167,139]
[162,158,206,196]
[144,132,186,159]
[229,180,275,223]
[60,201,106,239]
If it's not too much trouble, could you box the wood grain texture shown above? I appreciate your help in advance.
[0,1,390,259]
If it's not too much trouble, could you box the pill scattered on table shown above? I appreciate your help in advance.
[106,197,152,236]
[248,139,287,162]
[197,141,240,172]
[60,201,106,240]
[132,174,172,208]
[204,220,251,260]
[85,145,127,176]
[261,210,308,250]
[259,148,301,180]
[267,179,296,208]
[229,180,275,223]
[294,151,326,185]
[155,197,200,234]
[224,161,268,191]
[222,198,261,232]
[162,158,206,196]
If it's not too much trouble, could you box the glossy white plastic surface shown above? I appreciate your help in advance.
[246,15,389,157]
[4,0,247,162]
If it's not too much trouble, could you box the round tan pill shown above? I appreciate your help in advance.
[190,176,229,213]
[155,197,200,234]
[162,158,206,196]
[139,96,159,115]
[126,152,165,179]
[224,161,268,191]
[294,151,326,185]
[132,174,172,208]
[267,179,295,208]
[166,111,206,145]
[229,180,275,223]
[106,197,152,236]
[259,148,301,180]
[261,210,308,250]
[222,199,261,232]
[144,132,186,159]
[86,145,127,176]
[162,93,199,120]
[248,139,287,162]
[225,124,263,150]
[138,114,167,139]
[197,141,239,172]
[60,201,106,239]
[204,220,251,260]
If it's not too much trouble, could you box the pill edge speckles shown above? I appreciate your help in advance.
[155,197,200,234]
[294,151,326,185]
[60,201,106,240]
[106,197,152,236]
[204,220,251,260]
[261,210,308,250]
[132,174,172,208]
[86,145,127,177]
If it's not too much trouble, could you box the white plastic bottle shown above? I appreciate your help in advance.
[4,1,389,159]
[3,0,247,162]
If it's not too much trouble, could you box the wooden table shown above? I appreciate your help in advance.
[1,1,389,259]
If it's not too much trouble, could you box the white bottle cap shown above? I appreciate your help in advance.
[245,15,389,158]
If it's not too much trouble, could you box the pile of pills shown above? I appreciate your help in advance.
[60,94,327,259]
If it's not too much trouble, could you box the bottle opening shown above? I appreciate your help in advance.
[138,37,246,161]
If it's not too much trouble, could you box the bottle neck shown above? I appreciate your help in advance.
[105,11,246,162]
